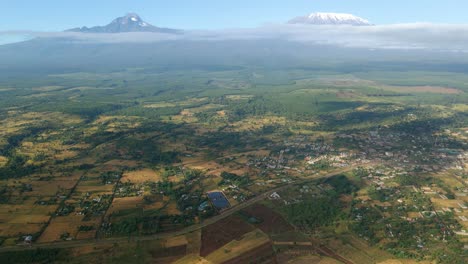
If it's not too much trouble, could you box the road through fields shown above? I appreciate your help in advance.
[0,164,371,253]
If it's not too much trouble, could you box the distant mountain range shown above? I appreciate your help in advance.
[66,13,182,34]
[64,12,372,35]
[289,12,372,26]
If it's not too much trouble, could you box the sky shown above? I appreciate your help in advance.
[2,0,468,31]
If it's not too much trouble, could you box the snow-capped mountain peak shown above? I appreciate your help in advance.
[113,13,144,25]
[289,12,372,26]
[67,13,182,34]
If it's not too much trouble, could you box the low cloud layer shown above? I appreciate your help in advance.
[2,23,468,51]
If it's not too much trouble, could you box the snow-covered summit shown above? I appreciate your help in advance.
[112,13,145,26]
[289,12,372,26]
[67,13,181,34]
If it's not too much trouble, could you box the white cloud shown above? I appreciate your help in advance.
[3,23,468,51]
[0,31,34,45]
[198,23,468,51]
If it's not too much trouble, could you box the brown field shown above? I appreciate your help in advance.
[6,214,50,224]
[173,254,211,264]
[53,172,83,182]
[37,214,85,242]
[325,235,395,264]
[379,85,462,94]
[160,141,189,153]
[17,196,39,206]
[165,235,188,248]
[168,113,199,123]
[18,140,85,163]
[437,173,466,188]
[121,168,161,183]
[151,245,188,263]
[242,204,293,234]
[181,157,223,174]
[27,180,77,196]
[94,115,142,124]
[162,200,181,215]
[225,94,254,100]
[200,215,255,257]
[185,229,202,255]
[217,110,226,117]
[204,229,270,264]
[106,196,144,216]
[0,204,57,219]
[230,116,287,132]
[207,166,250,178]
[75,184,114,194]
[0,223,44,237]
[430,197,465,208]
[201,177,221,193]
[91,115,142,132]
[142,200,166,211]
[224,242,276,264]
[144,102,177,108]
[407,212,421,219]
[0,155,7,166]
[75,230,97,240]
[103,159,140,168]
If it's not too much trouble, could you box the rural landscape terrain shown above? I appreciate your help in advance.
[0,8,468,264]
[0,61,466,263]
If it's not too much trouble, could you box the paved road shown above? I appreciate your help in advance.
[0,165,368,253]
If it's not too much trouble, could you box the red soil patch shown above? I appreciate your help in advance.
[200,215,254,257]
[243,204,293,234]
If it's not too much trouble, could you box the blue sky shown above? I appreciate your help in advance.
[2,0,468,31]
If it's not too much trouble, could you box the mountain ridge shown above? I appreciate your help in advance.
[66,13,182,34]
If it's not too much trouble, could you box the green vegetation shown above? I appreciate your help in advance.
[283,195,341,230]
[218,171,251,187]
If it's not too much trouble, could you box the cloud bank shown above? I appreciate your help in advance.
[2,23,468,51]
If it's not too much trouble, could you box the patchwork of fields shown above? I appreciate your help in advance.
[0,66,466,263]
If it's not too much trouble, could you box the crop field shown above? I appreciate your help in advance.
[242,204,293,234]
[106,196,144,216]
[200,215,255,257]
[204,229,271,264]
[324,236,394,264]
[37,214,86,242]
[120,168,162,183]
[223,242,276,264]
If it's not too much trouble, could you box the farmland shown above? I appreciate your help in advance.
[0,63,466,264]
